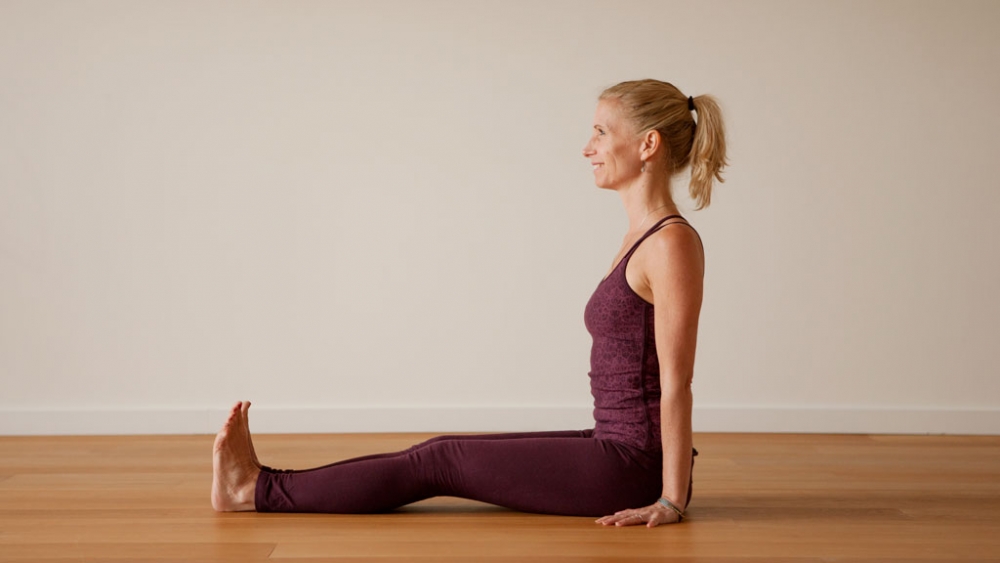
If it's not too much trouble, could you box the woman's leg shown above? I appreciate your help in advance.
[255,432,665,517]
[217,402,697,515]
[260,429,594,473]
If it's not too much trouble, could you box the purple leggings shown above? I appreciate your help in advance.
[255,428,697,517]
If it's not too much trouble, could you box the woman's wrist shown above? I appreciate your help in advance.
[658,493,685,511]
[656,496,685,521]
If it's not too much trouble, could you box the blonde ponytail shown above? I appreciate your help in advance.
[687,94,728,210]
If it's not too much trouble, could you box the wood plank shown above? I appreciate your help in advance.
[0,542,275,560]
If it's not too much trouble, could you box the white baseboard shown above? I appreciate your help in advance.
[692,404,1000,435]
[0,404,997,436]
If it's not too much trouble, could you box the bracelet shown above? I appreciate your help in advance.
[657,497,685,521]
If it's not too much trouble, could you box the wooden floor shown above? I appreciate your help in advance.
[0,432,998,562]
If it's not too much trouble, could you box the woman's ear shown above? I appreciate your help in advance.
[640,129,662,162]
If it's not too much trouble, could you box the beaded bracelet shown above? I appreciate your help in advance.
[657,497,685,521]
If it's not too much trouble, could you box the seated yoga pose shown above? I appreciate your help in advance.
[211,78,728,528]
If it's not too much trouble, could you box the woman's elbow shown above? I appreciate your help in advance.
[660,383,693,409]
[660,371,694,393]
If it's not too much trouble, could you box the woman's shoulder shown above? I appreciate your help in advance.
[647,219,703,256]
[636,221,705,277]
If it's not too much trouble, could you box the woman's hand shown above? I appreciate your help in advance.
[594,501,682,528]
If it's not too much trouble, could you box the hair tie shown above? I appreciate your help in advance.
[687,96,696,112]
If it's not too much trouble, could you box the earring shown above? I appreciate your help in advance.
[640,161,646,173]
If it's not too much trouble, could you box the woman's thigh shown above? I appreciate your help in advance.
[410,434,660,516]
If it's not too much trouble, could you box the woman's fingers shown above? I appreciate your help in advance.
[597,511,627,524]
[595,512,643,526]
[595,514,617,525]
[615,513,642,526]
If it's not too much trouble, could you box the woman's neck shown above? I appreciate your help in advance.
[618,182,679,232]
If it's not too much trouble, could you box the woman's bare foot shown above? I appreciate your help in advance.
[212,401,261,512]
[242,401,263,470]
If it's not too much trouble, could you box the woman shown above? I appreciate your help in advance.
[211,79,728,528]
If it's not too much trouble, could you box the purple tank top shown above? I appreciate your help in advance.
[583,215,700,452]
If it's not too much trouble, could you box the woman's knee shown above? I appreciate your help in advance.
[402,434,471,456]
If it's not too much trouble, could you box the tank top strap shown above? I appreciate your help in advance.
[622,214,686,262]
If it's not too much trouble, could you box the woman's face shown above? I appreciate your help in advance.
[582,98,640,190]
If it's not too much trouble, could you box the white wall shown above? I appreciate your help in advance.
[1,0,998,436]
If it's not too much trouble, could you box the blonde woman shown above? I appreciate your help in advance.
[212,79,727,528]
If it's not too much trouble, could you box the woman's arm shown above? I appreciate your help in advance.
[647,225,704,510]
